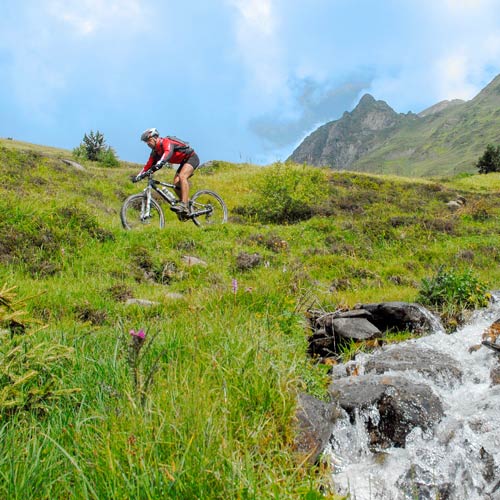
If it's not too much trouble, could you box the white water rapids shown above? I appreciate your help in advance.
[326,296,500,500]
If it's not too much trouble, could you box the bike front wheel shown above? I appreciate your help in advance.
[121,194,165,230]
[190,190,228,227]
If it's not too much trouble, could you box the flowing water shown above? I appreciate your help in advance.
[326,295,500,500]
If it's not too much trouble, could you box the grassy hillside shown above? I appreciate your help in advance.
[352,75,500,176]
[289,74,500,178]
[1,140,500,498]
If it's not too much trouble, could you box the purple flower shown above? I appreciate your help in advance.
[232,279,238,294]
[130,329,146,339]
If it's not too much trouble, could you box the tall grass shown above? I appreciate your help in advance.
[1,144,500,498]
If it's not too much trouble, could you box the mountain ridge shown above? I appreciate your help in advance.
[288,74,500,177]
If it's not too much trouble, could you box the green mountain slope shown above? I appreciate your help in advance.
[288,74,500,177]
[2,141,500,498]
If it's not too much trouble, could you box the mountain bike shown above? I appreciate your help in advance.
[120,168,228,230]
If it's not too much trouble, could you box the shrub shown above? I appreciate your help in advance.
[0,285,79,417]
[97,146,120,167]
[475,144,500,174]
[417,267,490,311]
[249,163,327,224]
[73,130,119,167]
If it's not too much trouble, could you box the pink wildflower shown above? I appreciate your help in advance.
[130,329,146,339]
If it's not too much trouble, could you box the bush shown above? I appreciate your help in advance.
[96,147,120,167]
[73,130,119,167]
[249,163,327,224]
[0,285,79,417]
[476,144,500,174]
[417,267,490,311]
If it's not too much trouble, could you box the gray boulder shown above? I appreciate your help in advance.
[329,374,444,448]
[364,345,463,386]
[331,317,382,340]
[355,301,443,334]
[293,393,346,465]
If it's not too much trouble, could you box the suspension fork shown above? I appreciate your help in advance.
[141,185,153,220]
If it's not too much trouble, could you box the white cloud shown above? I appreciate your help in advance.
[0,0,150,119]
[228,0,274,35]
[46,0,148,36]
[226,0,286,101]
[442,0,495,12]
[433,52,477,100]
[432,27,500,102]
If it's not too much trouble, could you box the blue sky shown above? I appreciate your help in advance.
[1,1,499,166]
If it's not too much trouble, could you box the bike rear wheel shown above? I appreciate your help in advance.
[121,194,165,230]
[190,190,228,227]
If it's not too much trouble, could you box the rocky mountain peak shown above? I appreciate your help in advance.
[287,73,500,175]
[353,93,395,114]
[357,93,376,106]
[348,93,401,132]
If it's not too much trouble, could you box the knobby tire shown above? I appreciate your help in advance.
[190,190,228,227]
[121,194,165,230]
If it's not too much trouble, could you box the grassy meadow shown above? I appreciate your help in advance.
[1,139,500,499]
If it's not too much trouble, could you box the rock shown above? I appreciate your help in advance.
[61,158,85,171]
[329,374,444,448]
[181,255,207,267]
[331,317,382,340]
[355,301,443,334]
[364,345,463,386]
[446,200,462,211]
[482,340,500,353]
[307,302,443,358]
[293,393,345,465]
[491,363,500,385]
[483,318,500,344]
[397,464,453,500]
[125,298,160,307]
[235,251,261,270]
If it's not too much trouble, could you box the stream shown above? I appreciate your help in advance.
[326,295,500,500]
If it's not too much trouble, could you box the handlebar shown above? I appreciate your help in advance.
[133,162,174,182]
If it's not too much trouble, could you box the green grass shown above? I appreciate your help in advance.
[1,141,500,498]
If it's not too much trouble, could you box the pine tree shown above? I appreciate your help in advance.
[82,130,105,161]
[476,144,500,174]
[73,130,119,167]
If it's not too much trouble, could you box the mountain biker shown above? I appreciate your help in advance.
[133,128,200,216]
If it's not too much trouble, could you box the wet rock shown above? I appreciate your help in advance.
[329,374,444,448]
[355,301,443,334]
[331,317,382,340]
[490,361,500,386]
[482,340,500,354]
[307,302,443,358]
[397,464,453,500]
[329,359,363,380]
[482,318,500,354]
[308,309,382,357]
[293,393,346,465]
[364,345,463,386]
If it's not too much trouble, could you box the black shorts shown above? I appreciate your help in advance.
[177,152,200,174]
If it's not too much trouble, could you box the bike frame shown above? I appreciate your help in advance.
[140,172,214,220]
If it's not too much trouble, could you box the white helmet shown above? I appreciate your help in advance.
[140,128,159,142]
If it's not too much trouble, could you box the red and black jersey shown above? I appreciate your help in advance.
[142,137,194,172]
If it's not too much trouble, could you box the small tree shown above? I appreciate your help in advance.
[73,130,119,167]
[475,144,500,174]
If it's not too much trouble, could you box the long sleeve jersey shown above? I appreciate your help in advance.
[141,137,194,174]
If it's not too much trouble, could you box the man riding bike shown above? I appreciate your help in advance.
[134,128,200,217]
